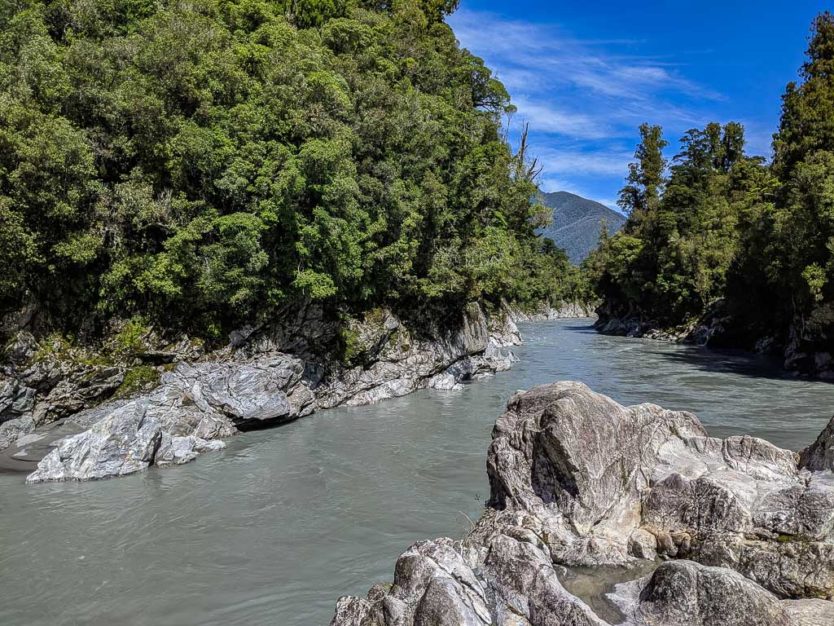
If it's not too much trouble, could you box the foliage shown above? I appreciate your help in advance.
[114,365,160,398]
[588,11,834,360]
[589,121,766,325]
[0,0,572,339]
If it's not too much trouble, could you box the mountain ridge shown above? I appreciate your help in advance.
[537,191,626,264]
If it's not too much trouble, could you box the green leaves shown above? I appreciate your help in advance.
[0,0,571,337]
[590,12,834,361]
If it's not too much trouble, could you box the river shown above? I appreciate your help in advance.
[2,319,833,625]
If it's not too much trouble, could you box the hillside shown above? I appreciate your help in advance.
[537,191,626,264]
[0,0,575,342]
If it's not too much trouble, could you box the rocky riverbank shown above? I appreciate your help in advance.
[595,305,834,381]
[1,302,521,483]
[507,301,596,321]
[331,381,834,626]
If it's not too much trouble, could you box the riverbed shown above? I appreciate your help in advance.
[2,319,833,625]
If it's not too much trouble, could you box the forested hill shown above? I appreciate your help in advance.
[537,191,625,264]
[0,0,575,343]
[587,11,834,377]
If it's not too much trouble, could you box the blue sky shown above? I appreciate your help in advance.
[448,1,827,210]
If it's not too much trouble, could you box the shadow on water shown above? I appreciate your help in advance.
[647,343,817,383]
[560,323,597,333]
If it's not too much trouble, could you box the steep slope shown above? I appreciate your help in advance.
[538,191,625,264]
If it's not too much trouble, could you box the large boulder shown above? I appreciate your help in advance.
[612,560,793,626]
[330,535,604,626]
[25,354,313,482]
[26,400,162,482]
[332,381,834,625]
[482,382,834,598]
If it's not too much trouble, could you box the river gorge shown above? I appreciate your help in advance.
[2,319,834,625]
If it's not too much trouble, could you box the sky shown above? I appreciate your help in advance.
[448,1,829,211]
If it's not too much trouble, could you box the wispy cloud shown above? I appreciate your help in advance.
[448,8,731,204]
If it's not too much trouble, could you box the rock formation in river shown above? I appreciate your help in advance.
[330,381,834,626]
[4,302,521,483]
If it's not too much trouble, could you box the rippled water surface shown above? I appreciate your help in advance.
[2,320,834,625]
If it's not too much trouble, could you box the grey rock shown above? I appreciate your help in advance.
[0,378,36,422]
[330,535,604,626]
[26,401,162,482]
[21,302,519,481]
[613,560,792,626]
[486,381,706,565]
[506,301,596,321]
[482,382,834,598]
[169,355,309,426]
[334,381,834,625]
[316,303,519,409]
[800,414,834,472]
[3,330,37,365]
[156,433,225,467]
[782,598,834,625]
[0,416,34,451]
[31,366,124,425]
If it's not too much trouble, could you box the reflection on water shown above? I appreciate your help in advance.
[1,320,832,625]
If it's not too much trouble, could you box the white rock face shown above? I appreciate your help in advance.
[23,302,521,482]
[26,401,162,482]
[331,381,834,626]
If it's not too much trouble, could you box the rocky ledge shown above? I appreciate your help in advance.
[3,302,521,483]
[508,301,596,321]
[331,381,834,626]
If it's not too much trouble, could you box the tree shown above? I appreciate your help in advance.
[618,123,667,223]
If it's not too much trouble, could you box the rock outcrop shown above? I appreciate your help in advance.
[16,302,521,482]
[331,382,834,625]
[507,301,596,321]
[800,415,834,472]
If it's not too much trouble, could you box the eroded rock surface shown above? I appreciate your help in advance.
[20,302,521,482]
[331,381,834,626]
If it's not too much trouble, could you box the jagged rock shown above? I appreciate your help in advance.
[0,378,36,421]
[168,355,314,427]
[3,330,37,365]
[315,303,518,409]
[333,381,834,625]
[800,415,834,472]
[482,382,834,596]
[505,301,596,321]
[0,416,34,451]
[612,560,793,625]
[156,433,225,467]
[26,401,162,482]
[19,302,519,481]
[330,535,604,626]
[485,381,708,565]
[30,366,124,425]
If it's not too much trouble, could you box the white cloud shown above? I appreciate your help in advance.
[447,8,732,201]
[509,97,610,139]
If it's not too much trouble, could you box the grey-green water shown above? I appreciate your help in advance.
[2,319,833,625]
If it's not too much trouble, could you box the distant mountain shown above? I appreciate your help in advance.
[537,191,626,264]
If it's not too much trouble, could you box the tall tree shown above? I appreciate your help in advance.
[618,123,668,224]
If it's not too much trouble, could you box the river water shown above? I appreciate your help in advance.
[2,319,833,625]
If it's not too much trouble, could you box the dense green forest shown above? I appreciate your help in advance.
[0,0,578,341]
[587,11,834,373]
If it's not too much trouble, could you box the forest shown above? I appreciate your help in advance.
[587,12,834,373]
[0,0,580,342]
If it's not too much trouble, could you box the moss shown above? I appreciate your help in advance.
[114,365,160,399]
[339,325,362,365]
[112,317,151,356]
[364,307,387,326]
[33,332,74,362]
